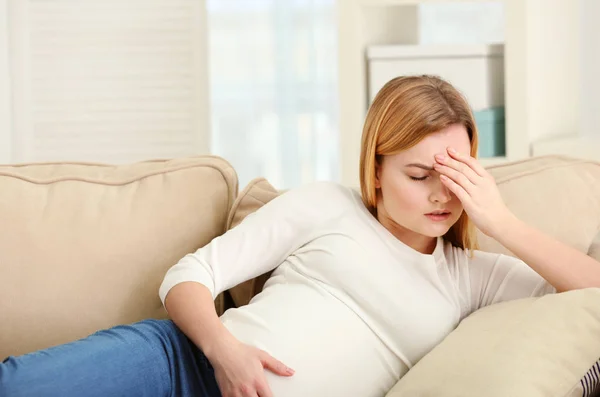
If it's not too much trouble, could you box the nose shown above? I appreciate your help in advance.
[430,177,452,203]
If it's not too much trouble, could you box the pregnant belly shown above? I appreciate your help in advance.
[221,282,408,397]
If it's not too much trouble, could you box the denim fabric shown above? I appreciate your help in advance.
[0,319,221,397]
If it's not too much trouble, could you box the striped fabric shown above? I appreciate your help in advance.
[581,358,600,397]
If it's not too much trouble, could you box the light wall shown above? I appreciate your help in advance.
[0,0,11,163]
[419,0,600,149]
[419,2,504,45]
[532,0,600,159]
[525,0,580,142]
[581,0,600,138]
[420,1,583,143]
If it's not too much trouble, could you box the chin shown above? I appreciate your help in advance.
[421,224,452,238]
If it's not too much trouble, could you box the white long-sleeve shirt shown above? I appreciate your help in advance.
[159,182,555,397]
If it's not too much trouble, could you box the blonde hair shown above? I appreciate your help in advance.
[359,75,479,251]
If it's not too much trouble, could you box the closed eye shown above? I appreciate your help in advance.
[410,176,428,181]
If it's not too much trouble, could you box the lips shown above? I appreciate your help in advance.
[425,210,451,222]
[426,210,450,215]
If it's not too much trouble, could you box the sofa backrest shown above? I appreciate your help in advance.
[0,156,237,359]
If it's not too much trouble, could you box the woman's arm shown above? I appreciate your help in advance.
[158,182,350,395]
[164,281,236,360]
[164,281,294,397]
[433,147,600,293]
[490,213,600,292]
[158,181,350,304]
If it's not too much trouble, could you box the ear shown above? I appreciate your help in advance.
[374,159,382,189]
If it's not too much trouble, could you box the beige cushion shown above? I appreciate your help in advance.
[226,177,280,230]
[478,155,600,258]
[385,288,600,397]
[0,156,237,359]
[222,177,280,310]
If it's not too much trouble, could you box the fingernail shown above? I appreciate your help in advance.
[287,367,295,374]
[447,147,457,154]
[435,154,446,162]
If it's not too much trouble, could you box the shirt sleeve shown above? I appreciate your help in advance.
[468,250,556,312]
[158,181,350,306]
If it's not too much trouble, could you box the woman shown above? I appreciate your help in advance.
[2,76,599,397]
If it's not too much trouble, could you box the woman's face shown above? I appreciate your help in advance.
[375,123,471,254]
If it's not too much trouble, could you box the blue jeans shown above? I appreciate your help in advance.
[0,319,222,397]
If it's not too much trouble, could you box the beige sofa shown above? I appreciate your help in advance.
[2,154,600,396]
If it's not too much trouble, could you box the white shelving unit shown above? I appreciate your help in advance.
[366,44,505,107]
[337,0,583,186]
[366,43,506,160]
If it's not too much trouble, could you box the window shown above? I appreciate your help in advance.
[207,0,339,189]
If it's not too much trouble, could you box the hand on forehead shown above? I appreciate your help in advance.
[404,124,471,165]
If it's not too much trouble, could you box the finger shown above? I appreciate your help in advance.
[439,174,470,203]
[238,384,258,397]
[446,147,488,177]
[256,381,274,397]
[435,153,479,185]
[260,352,295,377]
[433,163,475,195]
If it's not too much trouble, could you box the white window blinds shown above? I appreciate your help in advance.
[6,0,209,164]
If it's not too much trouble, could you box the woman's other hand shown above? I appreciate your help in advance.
[207,335,294,397]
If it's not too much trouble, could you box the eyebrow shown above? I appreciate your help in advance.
[405,163,434,171]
